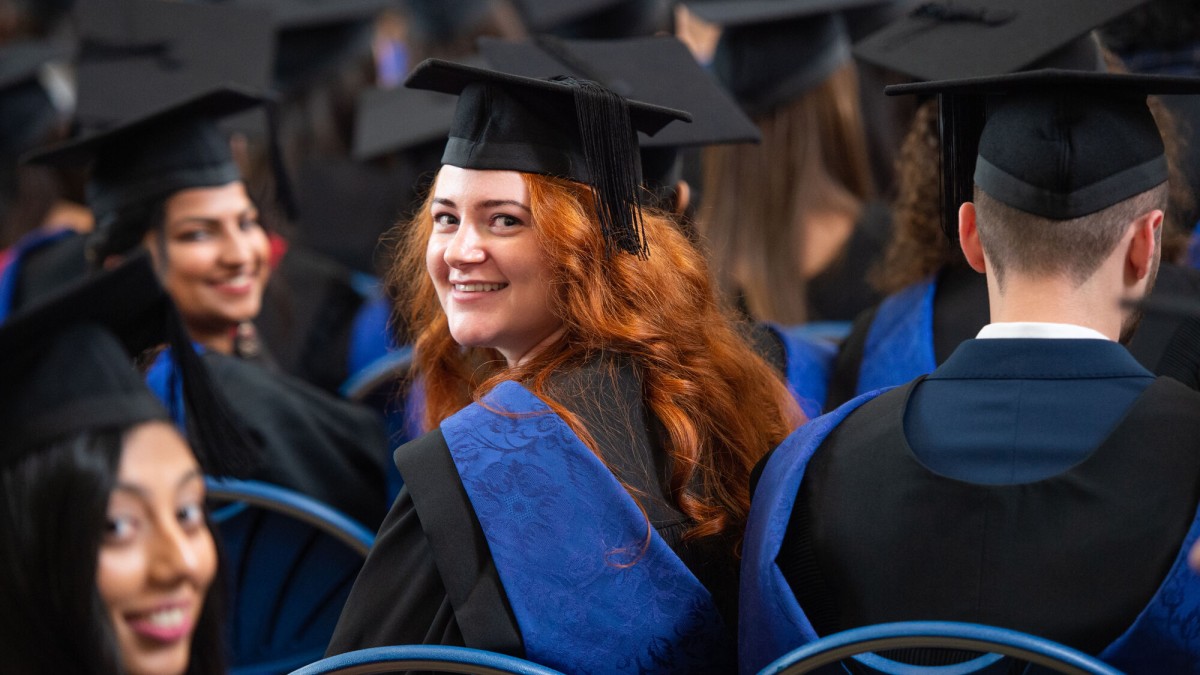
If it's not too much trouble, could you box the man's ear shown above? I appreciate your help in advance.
[958,202,987,273]
[673,179,691,217]
[1127,209,1163,281]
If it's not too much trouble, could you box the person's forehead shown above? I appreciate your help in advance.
[432,167,530,205]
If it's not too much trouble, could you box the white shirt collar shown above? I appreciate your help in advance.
[976,322,1111,341]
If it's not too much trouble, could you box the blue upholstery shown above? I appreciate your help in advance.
[288,645,567,675]
[339,346,416,501]
[207,479,375,675]
[757,621,1124,675]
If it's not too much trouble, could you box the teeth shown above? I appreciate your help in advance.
[454,283,505,292]
[146,608,185,628]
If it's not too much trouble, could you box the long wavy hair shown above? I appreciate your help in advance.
[697,62,874,324]
[387,170,803,545]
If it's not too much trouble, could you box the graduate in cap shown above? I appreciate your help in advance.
[326,59,801,673]
[477,33,837,416]
[0,255,244,675]
[25,84,390,529]
[686,0,891,327]
[827,0,1200,406]
[741,68,1200,673]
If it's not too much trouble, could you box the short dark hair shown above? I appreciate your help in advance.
[0,429,227,675]
[973,181,1168,288]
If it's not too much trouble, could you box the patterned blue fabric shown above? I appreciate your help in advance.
[440,381,733,675]
[857,278,937,396]
[738,390,889,675]
[1100,505,1200,673]
[765,323,836,418]
[0,228,75,321]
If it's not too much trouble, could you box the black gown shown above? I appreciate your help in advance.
[326,355,740,657]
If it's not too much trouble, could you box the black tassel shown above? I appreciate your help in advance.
[558,76,648,259]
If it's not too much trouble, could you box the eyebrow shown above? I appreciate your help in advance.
[432,197,531,212]
[111,469,205,499]
[167,208,259,229]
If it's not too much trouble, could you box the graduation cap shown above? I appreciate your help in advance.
[352,86,460,161]
[477,35,760,186]
[204,0,392,93]
[508,0,672,38]
[857,0,1152,237]
[23,85,269,260]
[887,70,1200,220]
[0,40,72,163]
[686,0,889,116]
[853,0,1147,82]
[73,0,274,128]
[405,58,691,257]
[0,254,254,473]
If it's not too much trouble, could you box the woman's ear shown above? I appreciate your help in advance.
[958,202,987,274]
[673,180,691,217]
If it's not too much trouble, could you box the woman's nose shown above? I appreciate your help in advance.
[444,223,486,267]
[148,521,208,586]
[219,226,255,266]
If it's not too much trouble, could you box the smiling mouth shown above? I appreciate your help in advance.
[126,605,195,643]
[453,283,508,292]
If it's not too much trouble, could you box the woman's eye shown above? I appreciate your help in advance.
[177,503,205,530]
[433,213,459,229]
[176,229,210,242]
[493,215,522,228]
[104,515,138,543]
[239,216,262,232]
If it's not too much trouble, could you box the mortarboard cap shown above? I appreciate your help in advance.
[353,86,461,162]
[73,0,274,128]
[478,35,760,187]
[0,40,72,162]
[509,0,671,38]
[687,0,888,116]
[853,0,1147,82]
[207,0,392,93]
[23,85,269,259]
[0,254,253,473]
[405,58,691,257]
[887,70,1200,219]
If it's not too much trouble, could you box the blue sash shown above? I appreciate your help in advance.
[739,390,888,674]
[857,279,937,396]
[440,381,733,674]
[0,229,76,321]
[1100,507,1200,672]
[764,324,837,418]
[742,386,1200,674]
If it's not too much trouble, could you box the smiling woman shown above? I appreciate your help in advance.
[0,258,232,675]
[327,61,803,674]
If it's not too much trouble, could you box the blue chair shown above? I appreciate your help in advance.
[207,478,376,675]
[758,621,1124,675]
[288,645,567,675]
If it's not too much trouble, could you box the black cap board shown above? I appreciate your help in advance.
[0,254,253,473]
[405,58,691,257]
[509,0,671,37]
[852,0,1148,82]
[208,0,392,92]
[73,0,274,128]
[686,0,888,116]
[0,40,72,161]
[887,70,1200,219]
[479,36,759,150]
[23,85,268,259]
[353,86,461,162]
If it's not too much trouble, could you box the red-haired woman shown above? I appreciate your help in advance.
[326,61,801,674]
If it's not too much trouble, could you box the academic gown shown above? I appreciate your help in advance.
[327,355,739,673]
[826,262,1200,408]
[743,338,1200,674]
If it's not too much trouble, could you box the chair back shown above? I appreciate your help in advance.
[288,644,567,675]
[207,478,375,675]
[757,621,1124,675]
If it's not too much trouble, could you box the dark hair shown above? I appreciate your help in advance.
[0,429,227,675]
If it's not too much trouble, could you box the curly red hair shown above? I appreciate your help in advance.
[386,170,803,545]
